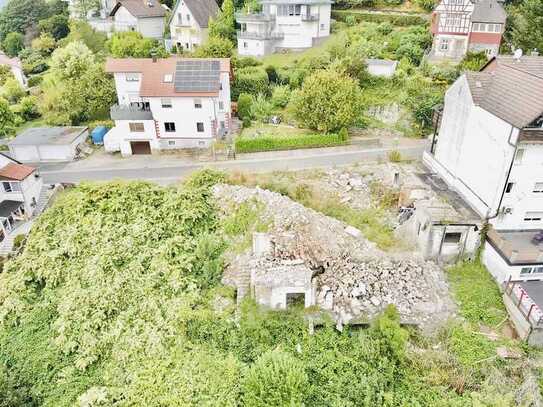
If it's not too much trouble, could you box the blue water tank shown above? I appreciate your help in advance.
[91,126,108,145]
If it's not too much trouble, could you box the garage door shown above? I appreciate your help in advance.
[12,146,39,162]
[130,141,151,155]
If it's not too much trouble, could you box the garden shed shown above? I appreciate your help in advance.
[9,127,89,163]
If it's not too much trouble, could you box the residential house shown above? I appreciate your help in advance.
[110,0,167,39]
[423,55,543,284]
[169,0,219,52]
[0,153,42,243]
[0,53,27,88]
[430,0,506,60]
[104,57,232,156]
[236,0,332,57]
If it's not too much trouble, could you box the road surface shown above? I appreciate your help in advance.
[39,144,426,184]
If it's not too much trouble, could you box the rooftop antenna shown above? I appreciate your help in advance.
[513,48,523,62]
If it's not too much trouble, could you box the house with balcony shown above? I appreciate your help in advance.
[104,57,232,156]
[0,153,42,244]
[430,0,506,60]
[169,0,219,52]
[423,55,543,285]
[236,0,332,57]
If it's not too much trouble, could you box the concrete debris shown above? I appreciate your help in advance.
[214,184,456,331]
[496,346,522,359]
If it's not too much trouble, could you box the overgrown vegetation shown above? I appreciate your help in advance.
[0,170,541,404]
[235,132,348,153]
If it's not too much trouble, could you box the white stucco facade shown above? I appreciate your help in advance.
[112,6,165,39]
[169,2,209,51]
[237,1,332,57]
[423,68,543,283]
[105,58,232,156]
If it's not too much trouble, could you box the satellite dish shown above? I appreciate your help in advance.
[513,48,523,61]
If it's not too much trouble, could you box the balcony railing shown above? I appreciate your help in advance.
[503,279,543,329]
[237,30,283,40]
[487,228,543,265]
[110,104,153,121]
[235,12,275,22]
[301,14,319,21]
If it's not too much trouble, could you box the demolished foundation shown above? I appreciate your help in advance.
[215,184,456,330]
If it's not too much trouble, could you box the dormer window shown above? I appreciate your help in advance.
[126,73,139,82]
[163,74,173,83]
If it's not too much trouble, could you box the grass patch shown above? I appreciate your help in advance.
[240,123,313,139]
[235,132,348,153]
[221,200,271,253]
[447,260,507,327]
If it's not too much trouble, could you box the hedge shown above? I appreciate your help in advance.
[332,10,428,26]
[235,133,347,153]
[232,66,270,101]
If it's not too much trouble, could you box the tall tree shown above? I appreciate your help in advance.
[509,0,543,53]
[0,97,16,138]
[71,0,101,19]
[2,32,24,57]
[208,0,236,43]
[0,0,50,41]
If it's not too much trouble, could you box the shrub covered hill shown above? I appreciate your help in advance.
[0,171,532,406]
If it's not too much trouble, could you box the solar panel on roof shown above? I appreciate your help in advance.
[174,60,221,93]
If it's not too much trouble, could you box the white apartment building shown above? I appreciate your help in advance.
[0,153,42,242]
[236,0,332,57]
[104,57,232,156]
[423,56,543,283]
[169,0,219,52]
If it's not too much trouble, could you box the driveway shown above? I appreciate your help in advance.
[39,137,428,184]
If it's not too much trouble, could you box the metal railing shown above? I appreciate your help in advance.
[235,12,275,22]
[301,14,319,21]
[237,30,283,40]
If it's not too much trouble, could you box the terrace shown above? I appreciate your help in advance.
[487,228,543,265]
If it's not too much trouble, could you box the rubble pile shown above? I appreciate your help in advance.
[322,169,374,209]
[214,184,455,329]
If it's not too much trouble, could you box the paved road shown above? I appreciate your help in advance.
[40,144,426,184]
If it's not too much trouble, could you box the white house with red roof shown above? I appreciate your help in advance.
[104,57,232,156]
[430,0,506,60]
[0,153,42,243]
[110,0,167,39]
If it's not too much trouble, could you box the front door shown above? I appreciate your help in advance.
[130,141,151,155]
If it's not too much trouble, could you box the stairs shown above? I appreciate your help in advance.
[0,185,54,257]
[236,271,252,306]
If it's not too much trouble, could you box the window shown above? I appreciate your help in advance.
[320,23,325,30]
[220,121,225,129]
[2,182,11,193]
[168,140,176,146]
[196,122,204,132]
[194,99,202,109]
[177,13,182,24]
[243,41,248,49]
[439,38,449,51]
[161,98,172,108]
[505,182,515,193]
[186,14,190,21]
[218,101,224,111]
[219,83,223,90]
[533,182,543,193]
[278,4,301,16]
[521,266,543,275]
[125,73,139,82]
[524,211,543,221]
[514,148,525,164]
[163,74,173,83]
[165,122,176,132]
[444,232,462,244]
[185,42,189,49]
[129,122,145,132]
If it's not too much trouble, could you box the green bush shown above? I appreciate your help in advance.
[388,150,401,162]
[237,93,253,120]
[242,350,309,406]
[234,56,262,68]
[414,0,436,11]
[232,66,269,100]
[2,32,24,57]
[270,85,291,108]
[265,65,278,83]
[27,74,43,88]
[12,234,26,250]
[251,94,273,123]
[235,132,347,153]
[16,96,40,121]
[338,127,349,142]
[332,10,428,26]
